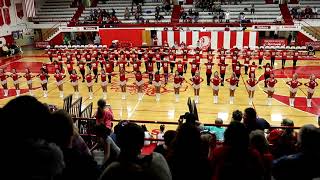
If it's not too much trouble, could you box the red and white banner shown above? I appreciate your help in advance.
[35,41,50,49]
[156,31,259,49]
[3,7,10,25]
[24,0,35,17]
[0,9,3,26]
[305,41,320,50]
[261,39,287,46]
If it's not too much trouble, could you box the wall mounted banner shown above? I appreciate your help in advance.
[0,9,4,26]
[261,39,287,46]
[99,29,144,46]
[305,41,320,50]
[15,3,24,19]
[156,31,259,49]
[3,7,10,25]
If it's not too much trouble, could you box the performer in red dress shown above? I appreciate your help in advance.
[75,51,82,65]
[226,72,239,104]
[176,60,185,76]
[248,62,257,78]
[10,68,21,97]
[231,54,238,71]
[173,70,184,102]
[211,71,222,104]
[234,61,242,86]
[190,60,199,77]
[218,63,228,86]
[263,63,273,88]
[286,73,302,107]
[105,61,114,83]
[270,49,276,67]
[0,68,9,97]
[266,73,277,105]
[190,71,204,104]
[85,71,95,100]
[78,59,86,82]
[91,59,99,83]
[153,71,162,102]
[135,71,144,101]
[183,53,188,73]
[37,68,49,98]
[100,68,108,99]
[304,74,318,107]
[70,69,81,98]
[243,56,250,75]
[119,68,127,100]
[47,48,54,62]
[155,51,161,71]
[169,52,176,73]
[24,68,34,96]
[54,69,66,98]
[146,59,155,84]
[66,60,74,75]
[204,60,214,86]
[281,50,287,69]
[162,59,169,84]
[246,73,258,105]
[258,48,264,68]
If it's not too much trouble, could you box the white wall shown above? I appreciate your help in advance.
[0,0,29,37]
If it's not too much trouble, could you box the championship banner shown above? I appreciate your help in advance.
[261,39,287,46]
[35,41,50,49]
[99,29,144,46]
[305,41,320,50]
[156,31,259,49]
[3,7,10,25]
[0,9,4,26]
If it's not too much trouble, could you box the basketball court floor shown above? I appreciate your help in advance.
[1,49,319,129]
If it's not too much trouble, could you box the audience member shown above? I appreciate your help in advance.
[203,118,226,142]
[167,123,212,180]
[154,130,177,158]
[232,109,243,122]
[251,4,255,14]
[2,44,11,56]
[211,121,264,180]
[272,125,320,180]
[95,99,113,130]
[201,132,217,159]
[124,7,130,20]
[142,124,152,146]
[99,123,172,180]
[157,125,165,145]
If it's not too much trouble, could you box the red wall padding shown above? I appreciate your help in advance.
[296,32,314,46]
[3,7,10,25]
[99,29,143,46]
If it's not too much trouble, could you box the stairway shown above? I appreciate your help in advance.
[279,4,294,24]
[68,3,85,26]
[171,5,181,23]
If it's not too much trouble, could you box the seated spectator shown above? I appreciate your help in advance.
[164,1,171,15]
[251,4,255,14]
[99,123,172,180]
[276,15,283,23]
[272,125,320,180]
[111,8,116,17]
[194,11,199,23]
[268,119,297,158]
[49,110,100,180]
[211,121,264,180]
[2,44,11,56]
[124,7,130,20]
[250,130,273,180]
[157,125,165,145]
[154,130,177,158]
[304,6,313,18]
[225,10,230,23]
[232,109,243,122]
[167,123,212,180]
[203,118,225,142]
[142,125,152,146]
[95,99,113,130]
[201,132,217,159]
[243,107,270,133]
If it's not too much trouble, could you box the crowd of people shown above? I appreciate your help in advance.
[291,6,319,19]
[0,43,316,106]
[2,95,320,180]
[83,8,120,25]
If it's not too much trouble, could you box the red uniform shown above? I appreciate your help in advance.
[219,55,226,64]
[66,62,74,72]
[11,73,19,81]
[249,65,257,76]
[154,73,161,82]
[218,63,228,74]
[174,75,183,84]
[147,61,154,72]
[207,55,213,62]
[306,80,318,89]
[105,63,113,74]
[155,53,161,61]
[79,62,86,71]
[101,73,107,82]
[195,55,200,64]
[267,78,277,88]
[119,73,126,82]
[229,77,238,86]
[66,54,73,61]
[176,62,184,73]
[135,73,143,81]
[0,73,7,81]
[75,53,82,61]
[70,74,78,82]
[293,51,299,60]
[117,61,126,71]
[54,73,63,82]
[39,73,47,81]
[244,57,250,66]
[86,75,93,83]
[24,73,32,81]
[264,66,273,76]
[131,61,141,72]
[281,51,287,59]
[211,77,220,86]
[234,65,241,75]
[192,76,201,85]
[92,61,99,70]
[190,62,198,73]
[258,50,264,59]
[247,78,257,87]
[289,80,300,88]
[85,53,92,61]
[205,62,214,74]
[162,61,169,72]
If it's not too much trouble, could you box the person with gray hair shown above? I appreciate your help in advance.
[272,124,320,180]
[203,118,226,142]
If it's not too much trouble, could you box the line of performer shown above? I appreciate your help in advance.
[0,45,317,107]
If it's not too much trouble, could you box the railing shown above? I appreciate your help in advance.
[63,94,73,113]
[299,19,320,40]
[81,102,93,118]
[70,97,82,117]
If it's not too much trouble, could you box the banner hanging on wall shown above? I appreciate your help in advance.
[4,0,10,7]
[0,9,4,26]
[261,39,287,46]
[15,3,24,19]
[3,7,10,25]
[99,29,144,46]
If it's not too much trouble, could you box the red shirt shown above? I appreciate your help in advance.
[174,75,183,84]
[105,63,113,73]
[76,53,82,60]
[70,74,78,82]
[118,61,126,71]
[229,77,238,86]
[132,61,141,72]
[190,62,198,73]
[92,61,98,70]
[24,73,32,81]
[79,62,86,71]
[293,51,299,60]
[264,66,272,75]
[211,77,220,86]
[85,53,91,61]
[281,51,287,59]
[247,78,256,87]
[155,53,161,60]
[66,54,73,61]
[0,73,7,81]
[162,62,169,72]
[119,73,126,82]
[267,78,277,88]
[86,75,93,83]
[135,73,143,81]
[289,80,300,88]
[249,65,257,75]
[232,56,238,64]
[176,62,184,73]
[219,55,226,64]
[307,80,317,89]
[244,57,250,65]
[258,50,264,59]
[66,62,74,71]
[101,73,107,82]
[205,63,214,74]
[147,61,154,72]
[235,65,241,75]
[11,73,19,81]
[57,54,63,61]
[154,73,161,82]
[192,76,201,85]
[39,73,47,81]
[207,55,213,62]
[54,73,63,82]
[218,63,228,74]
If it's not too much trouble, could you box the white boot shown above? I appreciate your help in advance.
[194,96,199,104]
[75,92,79,99]
[89,92,93,100]
[43,91,48,98]
[175,94,179,102]
[16,90,20,97]
[307,99,312,108]
[138,93,143,101]
[122,92,126,100]
[4,89,8,97]
[103,92,107,99]
[249,98,253,105]
[229,97,234,104]
[267,98,272,106]
[59,91,64,98]
[29,90,33,96]
[156,93,160,102]
[213,96,218,104]
[289,98,294,107]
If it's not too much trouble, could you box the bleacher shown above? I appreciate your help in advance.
[33,0,77,24]
[181,0,281,23]
[288,0,320,18]
[79,0,172,24]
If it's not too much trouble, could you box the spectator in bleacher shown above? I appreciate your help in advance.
[202,118,226,142]
[211,121,264,180]
[167,123,212,180]
[243,107,270,133]
[95,99,113,130]
[157,125,165,145]
[251,4,255,14]
[99,123,172,180]
[225,10,230,23]
[1,44,11,56]
[268,119,298,159]
[201,132,217,159]
[250,130,273,180]
[124,7,130,20]
[154,130,177,158]
[1,96,65,179]
[164,1,171,15]
[304,6,313,18]
[232,109,243,122]
[49,110,100,180]
[94,33,101,45]
[111,8,116,17]
[142,125,152,146]
[194,10,199,23]
[272,125,320,180]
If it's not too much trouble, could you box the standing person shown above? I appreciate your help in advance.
[205,59,214,86]
[95,99,113,130]
[246,73,258,105]
[38,68,49,98]
[243,56,250,75]
[54,69,66,98]
[169,52,176,73]
[162,59,169,84]
[190,71,204,104]
[258,48,264,69]
[286,73,302,107]
[226,72,239,104]
[270,48,276,67]
[0,68,9,97]
[234,61,242,87]
[211,71,221,104]
[266,73,278,105]
[100,69,108,99]
[173,70,184,102]
[91,59,99,83]
[248,62,257,78]
[146,59,155,84]
[231,54,238,71]
[183,53,188,73]
[24,68,34,96]
[10,68,21,97]
[135,71,144,101]
[190,59,199,77]
[47,48,54,62]
[281,50,287,69]
[176,60,185,76]
[86,71,95,100]
[70,69,81,99]
[105,61,113,83]
[292,49,299,69]
[304,74,318,108]
[153,71,162,102]
[263,63,273,88]
[155,51,161,71]
[119,68,127,100]
[66,60,74,75]
[218,63,228,86]
[79,59,86,82]
[75,50,82,65]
